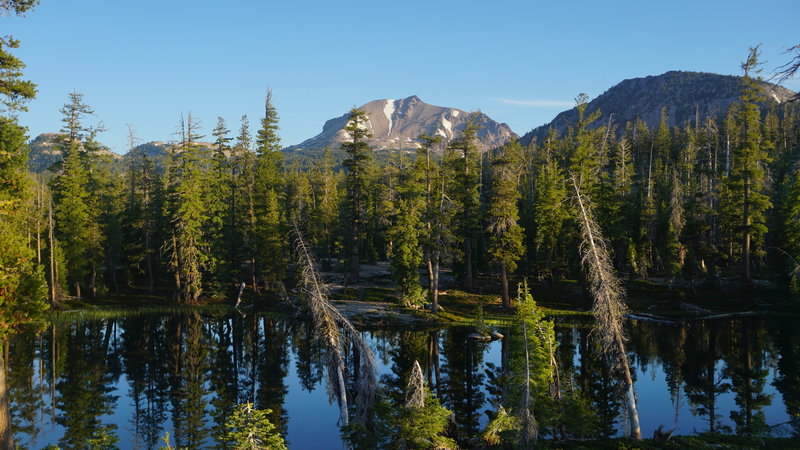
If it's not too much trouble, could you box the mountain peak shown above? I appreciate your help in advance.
[285,96,516,154]
[520,71,796,144]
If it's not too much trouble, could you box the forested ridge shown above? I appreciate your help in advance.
[5,50,800,313]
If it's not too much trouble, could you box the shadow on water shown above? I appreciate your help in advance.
[4,311,799,448]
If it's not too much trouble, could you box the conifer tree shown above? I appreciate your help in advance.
[726,46,772,283]
[568,94,602,197]
[0,35,36,113]
[209,117,233,293]
[664,170,685,277]
[52,92,100,298]
[254,91,286,292]
[234,115,259,290]
[417,134,452,313]
[387,154,425,307]
[309,147,342,262]
[124,139,161,293]
[445,117,482,289]
[487,140,525,310]
[510,281,556,444]
[341,108,373,278]
[528,133,568,280]
[0,116,47,335]
[166,114,210,303]
[255,90,283,187]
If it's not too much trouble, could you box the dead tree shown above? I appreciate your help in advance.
[292,222,378,432]
[571,174,641,439]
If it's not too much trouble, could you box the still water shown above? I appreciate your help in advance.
[7,311,798,448]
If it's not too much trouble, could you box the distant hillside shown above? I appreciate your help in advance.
[284,95,517,156]
[27,133,122,172]
[26,135,221,173]
[125,140,217,160]
[519,71,796,145]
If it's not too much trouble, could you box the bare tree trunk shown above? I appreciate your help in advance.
[432,329,441,396]
[520,322,538,444]
[90,262,97,298]
[500,264,510,310]
[36,185,41,264]
[145,229,154,294]
[431,254,440,314]
[49,200,56,304]
[571,175,641,439]
[742,177,751,284]
[618,340,641,438]
[0,344,12,449]
[426,260,434,300]
[465,239,473,290]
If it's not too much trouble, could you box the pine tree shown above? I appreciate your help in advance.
[125,144,161,293]
[234,115,259,290]
[0,116,47,336]
[726,46,772,283]
[208,117,233,293]
[309,147,342,262]
[487,140,525,310]
[664,170,685,277]
[53,139,92,297]
[0,35,36,113]
[254,91,285,292]
[52,92,100,298]
[417,134,451,313]
[341,108,373,279]
[568,93,602,197]
[510,281,556,444]
[529,133,569,281]
[217,403,286,450]
[445,117,482,289]
[387,154,425,307]
[166,114,210,303]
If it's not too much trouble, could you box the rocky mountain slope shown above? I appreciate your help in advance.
[519,71,796,145]
[26,133,122,172]
[284,95,517,155]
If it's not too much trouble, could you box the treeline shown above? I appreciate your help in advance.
[8,50,800,309]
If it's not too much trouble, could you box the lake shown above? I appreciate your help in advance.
[6,310,798,448]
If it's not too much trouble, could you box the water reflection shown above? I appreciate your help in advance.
[5,312,798,448]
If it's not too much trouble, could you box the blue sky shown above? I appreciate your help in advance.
[4,0,799,153]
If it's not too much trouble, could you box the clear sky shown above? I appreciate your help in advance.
[4,0,799,154]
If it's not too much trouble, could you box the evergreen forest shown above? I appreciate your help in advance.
[3,1,800,448]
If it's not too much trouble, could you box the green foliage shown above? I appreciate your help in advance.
[722,46,772,280]
[530,138,569,280]
[481,406,518,446]
[395,390,455,449]
[509,281,557,438]
[165,114,212,303]
[444,117,482,287]
[388,155,426,307]
[568,93,602,196]
[0,36,36,112]
[473,305,489,335]
[0,115,48,338]
[308,147,342,259]
[87,425,120,449]
[217,403,287,450]
[341,108,374,276]
[487,140,525,307]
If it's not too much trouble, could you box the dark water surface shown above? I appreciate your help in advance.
[7,311,799,448]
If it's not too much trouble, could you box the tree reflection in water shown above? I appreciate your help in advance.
[2,313,798,448]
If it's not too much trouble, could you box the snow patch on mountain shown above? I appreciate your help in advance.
[441,117,452,136]
[384,99,395,136]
